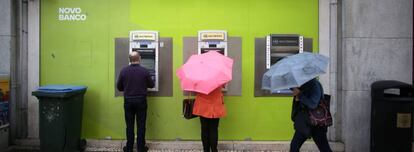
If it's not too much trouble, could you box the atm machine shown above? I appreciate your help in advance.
[265,34,303,94]
[198,30,228,56]
[266,34,303,69]
[129,30,159,91]
[198,30,228,91]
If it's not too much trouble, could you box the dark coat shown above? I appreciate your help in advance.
[291,79,323,137]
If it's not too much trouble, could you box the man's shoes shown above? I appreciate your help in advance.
[123,145,149,152]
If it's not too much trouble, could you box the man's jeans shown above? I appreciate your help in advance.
[124,96,147,152]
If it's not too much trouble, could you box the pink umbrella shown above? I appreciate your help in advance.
[176,51,233,94]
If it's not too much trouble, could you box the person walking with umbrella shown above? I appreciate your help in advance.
[290,78,332,152]
[261,52,332,152]
[177,51,233,152]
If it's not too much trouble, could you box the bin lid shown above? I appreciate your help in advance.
[32,85,87,98]
[37,85,87,93]
[371,80,413,91]
[371,80,414,99]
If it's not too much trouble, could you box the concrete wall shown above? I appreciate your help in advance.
[0,0,12,76]
[27,0,39,139]
[342,0,413,151]
[319,0,342,142]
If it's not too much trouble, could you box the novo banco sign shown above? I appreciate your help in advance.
[58,7,87,21]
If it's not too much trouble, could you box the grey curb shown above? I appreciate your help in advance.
[10,139,345,152]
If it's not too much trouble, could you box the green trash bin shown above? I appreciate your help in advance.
[32,85,87,152]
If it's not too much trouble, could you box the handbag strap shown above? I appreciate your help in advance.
[319,82,331,104]
[319,81,325,100]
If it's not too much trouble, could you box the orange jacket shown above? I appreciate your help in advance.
[192,87,226,118]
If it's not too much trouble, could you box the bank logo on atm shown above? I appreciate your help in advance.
[132,33,156,41]
[201,32,225,40]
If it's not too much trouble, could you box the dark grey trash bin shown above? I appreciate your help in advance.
[32,85,87,152]
[371,80,414,152]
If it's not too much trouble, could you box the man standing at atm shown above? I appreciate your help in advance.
[117,51,154,152]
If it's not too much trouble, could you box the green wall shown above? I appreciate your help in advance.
[41,0,318,140]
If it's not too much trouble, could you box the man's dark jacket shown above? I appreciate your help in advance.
[117,64,154,97]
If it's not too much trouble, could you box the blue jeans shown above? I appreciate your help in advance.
[124,96,147,152]
[290,126,332,152]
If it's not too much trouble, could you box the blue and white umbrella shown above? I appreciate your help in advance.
[262,52,329,92]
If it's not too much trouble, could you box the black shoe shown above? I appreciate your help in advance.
[138,146,149,152]
[123,146,132,152]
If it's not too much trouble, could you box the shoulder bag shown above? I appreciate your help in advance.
[182,92,198,119]
[308,94,333,127]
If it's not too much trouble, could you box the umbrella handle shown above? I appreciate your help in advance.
[187,91,193,99]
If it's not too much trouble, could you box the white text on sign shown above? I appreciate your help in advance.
[58,8,87,21]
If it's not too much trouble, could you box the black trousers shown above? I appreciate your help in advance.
[124,96,147,152]
[200,116,220,152]
[290,126,332,152]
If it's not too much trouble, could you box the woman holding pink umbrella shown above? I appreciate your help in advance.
[177,51,233,152]
[192,86,226,152]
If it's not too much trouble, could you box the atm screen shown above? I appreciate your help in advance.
[141,58,155,70]
[270,53,289,65]
[270,57,280,65]
[138,51,155,69]
[200,48,225,55]
[133,49,156,81]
